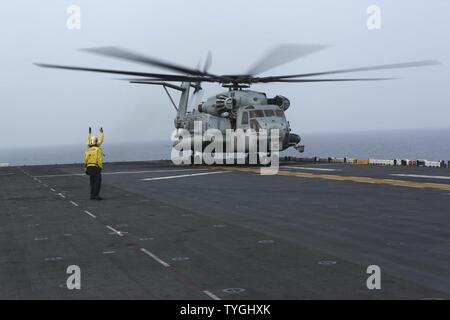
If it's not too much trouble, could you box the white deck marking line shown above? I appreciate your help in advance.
[140,248,170,267]
[391,173,450,180]
[84,210,96,218]
[203,290,221,300]
[141,171,229,181]
[69,201,79,207]
[106,225,123,237]
[58,193,65,198]
[33,169,209,178]
[284,166,341,172]
[103,251,115,254]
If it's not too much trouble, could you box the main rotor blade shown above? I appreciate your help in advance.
[34,63,211,81]
[246,44,330,76]
[267,77,395,83]
[261,60,440,81]
[127,80,185,91]
[203,51,212,73]
[82,46,217,77]
[118,78,206,87]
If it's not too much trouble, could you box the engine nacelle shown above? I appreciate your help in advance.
[268,95,290,111]
[198,94,236,116]
[215,94,235,113]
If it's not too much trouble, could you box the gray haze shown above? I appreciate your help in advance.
[0,0,449,148]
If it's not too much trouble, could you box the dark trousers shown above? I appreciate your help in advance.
[86,166,102,198]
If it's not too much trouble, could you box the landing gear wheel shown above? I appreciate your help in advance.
[258,152,272,166]
[247,153,258,166]
[244,153,250,165]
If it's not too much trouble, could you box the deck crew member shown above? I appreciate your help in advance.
[84,127,104,200]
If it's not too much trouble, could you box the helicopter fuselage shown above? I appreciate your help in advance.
[175,89,302,153]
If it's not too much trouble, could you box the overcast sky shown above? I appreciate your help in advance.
[0,0,448,148]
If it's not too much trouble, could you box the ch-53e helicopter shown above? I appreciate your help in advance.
[35,44,438,162]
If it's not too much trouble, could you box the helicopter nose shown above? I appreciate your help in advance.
[265,125,289,150]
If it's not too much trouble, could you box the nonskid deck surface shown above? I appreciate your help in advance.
[0,161,449,299]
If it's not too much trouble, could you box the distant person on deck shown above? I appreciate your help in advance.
[84,127,104,200]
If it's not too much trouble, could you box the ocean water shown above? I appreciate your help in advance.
[1,128,449,166]
[296,127,450,161]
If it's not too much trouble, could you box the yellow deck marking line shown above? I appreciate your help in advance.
[221,167,450,191]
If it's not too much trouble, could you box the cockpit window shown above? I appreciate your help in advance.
[275,109,285,117]
[249,110,264,118]
[241,111,249,125]
[264,110,276,117]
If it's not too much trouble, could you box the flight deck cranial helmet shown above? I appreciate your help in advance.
[90,135,98,146]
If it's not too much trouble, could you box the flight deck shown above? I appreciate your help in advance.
[0,161,449,299]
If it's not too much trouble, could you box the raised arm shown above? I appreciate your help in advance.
[98,127,104,146]
[86,127,92,146]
